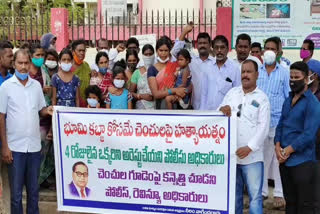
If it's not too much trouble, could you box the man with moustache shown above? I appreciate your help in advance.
[200,35,241,110]
[219,59,270,214]
[0,49,53,214]
[172,24,239,110]
[257,37,290,208]
[234,34,262,70]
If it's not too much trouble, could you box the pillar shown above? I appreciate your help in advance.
[216,7,232,50]
[51,8,69,52]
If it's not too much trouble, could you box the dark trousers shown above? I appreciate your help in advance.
[280,161,318,214]
[8,151,41,214]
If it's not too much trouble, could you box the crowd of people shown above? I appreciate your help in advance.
[0,22,320,214]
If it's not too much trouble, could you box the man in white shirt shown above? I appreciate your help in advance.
[0,49,52,214]
[219,59,270,214]
[233,34,262,70]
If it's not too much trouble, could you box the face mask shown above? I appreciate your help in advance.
[73,52,84,65]
[99,67,108,75]
[15,69,29,81]
[113,79,125,88]
[300,49,311,59]
[127,63,137,71]
[263,50,276,65]
[32,57,44,68]
[308,73,315,85]
[49,44,56,50]
[290,79,305,94]
[157,56,170,64]
[142,55,155,68]
[45,60,58,69]
[60,62,73,72]
[87,98,98,108]
[99,49,109,55]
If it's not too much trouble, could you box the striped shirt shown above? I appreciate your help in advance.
[257,63,290,128]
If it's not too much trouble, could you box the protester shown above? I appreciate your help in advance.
[165,49,192,109]
[250,42,263,64]
[201,35,241,110]
[38,50,59,187]
[0,41,14,86]
[273,37,291,70]
[0,49,53,214]
[90,38,109,72]
[275,61,320,213]
[301,39,315,64]
[29,44,46,86]
[43,49,59,78]
[125,49,139,89]
[308,59,320,99]
[257,36,290,208]
[40,33,57,50]
[85,85,103,108]
[219,59,270,214]
[130,44,155,109]
[71,40,91,107]
[105,60,133,109]
[52,48,80,107]
[171,22,214,110]
[89,51,113,99]
[234,33,262,69]
[148,38,185,109]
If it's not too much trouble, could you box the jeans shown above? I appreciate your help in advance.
[280,161,318,214]
[8,151,41,214]
[236,161,264,214]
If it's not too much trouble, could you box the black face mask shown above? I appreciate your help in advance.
[127,63,137,71]
[290,79,305,94]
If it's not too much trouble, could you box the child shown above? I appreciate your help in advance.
[52,48,80,107]
[105,60,133,109]
[165,49,192,109]
[85,85,104,108]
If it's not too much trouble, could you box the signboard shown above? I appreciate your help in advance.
[53,107,236,214]
[101,0,127,17]
[232,0,320,48]
[132,34,157,50]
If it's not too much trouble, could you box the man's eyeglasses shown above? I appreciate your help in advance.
[237,104,242,117]
[74,171,88,178]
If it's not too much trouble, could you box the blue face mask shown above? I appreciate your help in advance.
[32,57,44,68]
[15,69,29,81]
[99,67,108,75]
[87,98,99,108]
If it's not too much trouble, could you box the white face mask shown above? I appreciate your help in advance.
[142,55,155,68]
[113,79,125,88]
[60,62,73,72]
[308,73,315,85]
[263,50,276,65]
[157,56,170,64]
[45,60,58,69]
[99,49,109,55]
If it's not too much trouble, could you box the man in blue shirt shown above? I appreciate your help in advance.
[0,41,14,86]
[257,37,290,208]
[275,61,320,213]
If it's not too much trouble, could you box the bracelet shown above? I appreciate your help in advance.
[168,89,173,95]
[185,88,189,93]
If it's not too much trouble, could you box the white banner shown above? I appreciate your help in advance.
[101,0,127,17]
[53,107,237,214]
[232,0,320,49]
